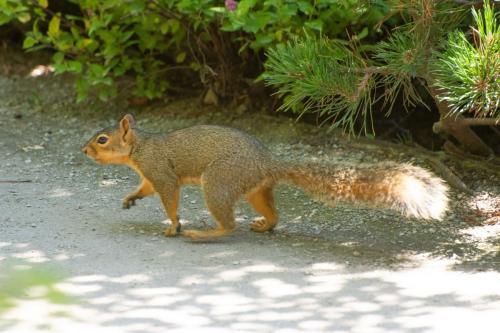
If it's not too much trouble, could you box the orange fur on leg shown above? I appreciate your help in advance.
[247,186,278,232]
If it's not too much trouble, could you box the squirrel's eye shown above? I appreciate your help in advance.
[97,136,108,144]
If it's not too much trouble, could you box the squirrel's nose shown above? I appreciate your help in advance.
[82,147,88,155]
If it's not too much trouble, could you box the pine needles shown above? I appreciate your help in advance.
[430,0,499,118]
[264,36,378,135]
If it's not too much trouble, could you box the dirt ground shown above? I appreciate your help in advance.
[0,54,499,332]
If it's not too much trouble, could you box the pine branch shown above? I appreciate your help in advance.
[264,36,378,135]
[460,118,500,126]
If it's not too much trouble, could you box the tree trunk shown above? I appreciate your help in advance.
[429,87,494,157]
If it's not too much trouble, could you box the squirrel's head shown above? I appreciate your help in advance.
[82,114,137,165]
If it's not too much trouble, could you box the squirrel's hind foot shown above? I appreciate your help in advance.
[250,217,276,233]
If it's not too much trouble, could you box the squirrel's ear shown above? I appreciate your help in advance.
[119,114,136,142]
[120,114,136,127]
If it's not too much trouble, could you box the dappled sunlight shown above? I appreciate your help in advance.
[467,192,499,212]
[383,259,500,299]
[461,223,500,241]
[253,278,302,298]
[100,179,122,187]
[57,282,103,295]
[1,240,500,333]
[0,244,85,265]
[197,293,256,315]
[12,249,50,263]
[47,188,74,198]
[465,192,500,225]
[53,253,86,261]
[216,264,285,282]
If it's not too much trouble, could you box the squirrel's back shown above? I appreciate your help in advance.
[132,125,282,185]
[164,125,271,159]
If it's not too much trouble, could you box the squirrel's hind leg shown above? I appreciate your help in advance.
[159,185,181,237]
[246,186,278,233]
[182,171,238,240]
[182,194,236,240]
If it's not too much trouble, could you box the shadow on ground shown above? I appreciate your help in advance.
[1,240,498,333]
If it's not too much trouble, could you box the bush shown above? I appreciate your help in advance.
[0,0,389,102]
[264,0,499,155]
[430,2,499,118]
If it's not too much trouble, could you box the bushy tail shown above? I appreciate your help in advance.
[281,162,449,220]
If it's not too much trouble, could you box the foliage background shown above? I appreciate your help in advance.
[0,0,391,102]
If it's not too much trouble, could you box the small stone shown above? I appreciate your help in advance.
[311,226,321,235]
[203,88,219,106]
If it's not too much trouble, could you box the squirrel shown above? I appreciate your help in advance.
[82,114,449,240]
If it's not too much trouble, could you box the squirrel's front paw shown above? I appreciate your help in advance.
[163,223,181,237]
[122,196,137,209]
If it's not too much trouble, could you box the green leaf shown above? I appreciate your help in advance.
[356,27,369,40]
[251,33,274,49]
[243,13,273,33]
[52,52,64,65]
[67,60,82,73]
[92,63,107,77]
[18,13,32,24]
[0,15,12,26]
[297,1,314,15]
[39,0,49,9]
[175,52,186,63]
[48,15,61,39]
[209,7,226,14]
[23,37,37,49]
[160,22,169,34]
[189,61,200,71]
[168,19,180,33]
[75,77,89,103]
[304,20,323,32]
[236,0,257,16]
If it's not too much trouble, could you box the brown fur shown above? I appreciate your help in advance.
[82,115,449,240]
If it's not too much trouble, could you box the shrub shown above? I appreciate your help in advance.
[0,0,388,102]
[264,0,499,155]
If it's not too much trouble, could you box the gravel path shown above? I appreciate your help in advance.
[0,66,499,332]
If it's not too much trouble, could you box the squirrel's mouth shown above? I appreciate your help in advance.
[90,156,103,164]
[82,146,101,163]
[83,151,101,163]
